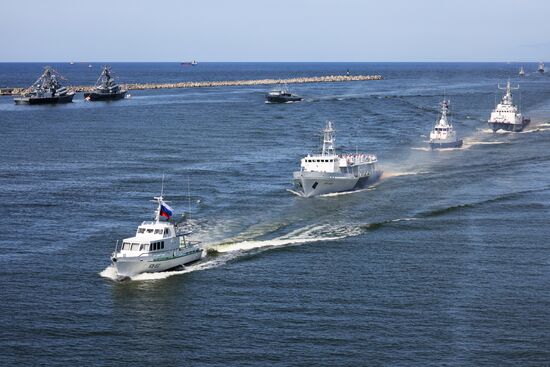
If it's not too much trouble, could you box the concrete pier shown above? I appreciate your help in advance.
[5,74,382,95]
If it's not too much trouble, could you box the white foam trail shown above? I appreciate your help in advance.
[100,221,369,282]
[411,147,431,151]
[391,217,416,223]
[286,188,304,197]
[214,236,343,253]
[477,128,510,134]
[319,187,374,197]
[463,140,505,146]
[383,170,429,178]
[520,127,550,134]
[99,265,118,280]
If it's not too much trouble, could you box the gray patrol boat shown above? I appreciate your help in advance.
[293,121,382,197]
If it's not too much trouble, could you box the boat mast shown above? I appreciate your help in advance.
[321,121,335,156]
[153,175,165,222]
[439,99,450,126]
[498,79,519,105]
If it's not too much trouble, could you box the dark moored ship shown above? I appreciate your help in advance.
[14,67,75,105]
[84,66,127,101]
[265,84,303,103]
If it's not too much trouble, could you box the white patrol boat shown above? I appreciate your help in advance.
[488,80,530,132]
[429,99,463,149]
[110,194,203,279]
[293,121,382,197]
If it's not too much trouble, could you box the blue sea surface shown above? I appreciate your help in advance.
[0,62,549,366]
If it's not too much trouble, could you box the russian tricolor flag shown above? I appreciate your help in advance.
[159,202,173,219]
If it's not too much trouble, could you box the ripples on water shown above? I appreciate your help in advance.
[1,63,549,365]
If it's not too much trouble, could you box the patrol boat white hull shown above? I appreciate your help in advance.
[487,80,530,133]
[293,169,381,197]
[429,99,463,150]
[430,138,463,149]
[113,247,203,278]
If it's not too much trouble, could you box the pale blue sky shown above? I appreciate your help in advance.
[1,0,549,62]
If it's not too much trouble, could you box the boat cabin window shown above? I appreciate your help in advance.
[150,241,165,251]
[122,242,130,250]
[144,244,150,251]
[147,229,154,233]
[164,228,169,235]
[138,228,145,234]
[131,243,140,251]
[154,229,162,234]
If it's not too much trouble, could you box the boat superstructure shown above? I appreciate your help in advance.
[538,61,545,73]
[14,66,74,105]
[429,99,463,149]
[293,121,382,197]
[84,66,127,101]
[488,80,530,132]
[266,84,303,103]
[110,193,203,279]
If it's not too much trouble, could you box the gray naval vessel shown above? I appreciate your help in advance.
[14,66,74,105]
[293,121,382,197]
[84,66,127,101]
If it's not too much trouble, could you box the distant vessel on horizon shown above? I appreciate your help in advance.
[487,80,530,132]
[538,61,545,73]
[14,66,74,105]
[519,66,525,76]
[181,60,198,66]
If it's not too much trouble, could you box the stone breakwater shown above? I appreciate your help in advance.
[6,74,382,95]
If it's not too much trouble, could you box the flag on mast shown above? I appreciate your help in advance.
[159,201,173,219]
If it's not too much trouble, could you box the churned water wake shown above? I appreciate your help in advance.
[99,223,360,282]
[99,183,550,282]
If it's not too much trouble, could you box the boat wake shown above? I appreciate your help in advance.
[100,184,550,283]
[99,223,362,282]
[212,223,361,253]
[382,170,429,178]
[411,147,431,151]
[520,126,550,134]
[286,188,304,197]
[319,186,376,197]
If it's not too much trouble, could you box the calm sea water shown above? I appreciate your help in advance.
[1,62,549,366]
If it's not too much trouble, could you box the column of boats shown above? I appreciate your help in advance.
[13,66,127,104]
[109,77,531,279]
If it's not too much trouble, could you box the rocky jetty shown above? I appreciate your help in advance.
[5,75,382,95]
[5,74,382,95]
